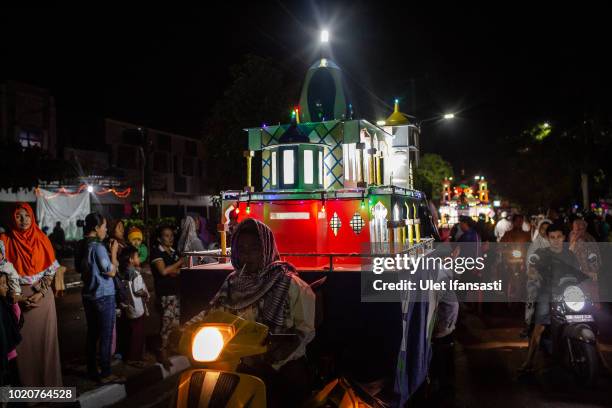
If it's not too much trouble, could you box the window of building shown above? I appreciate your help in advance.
[117,145,137,169]
[198,159,205,178]
[18,129,43,148]
[184,140,197,157]
[157,133,172,152]
[153,151,170,173]
[182,156,194,176]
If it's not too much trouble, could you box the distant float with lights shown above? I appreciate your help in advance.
[438,175,495,228]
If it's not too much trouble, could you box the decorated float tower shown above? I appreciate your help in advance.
[218,38,435,268]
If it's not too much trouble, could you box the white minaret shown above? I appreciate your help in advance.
[382,99,420,189]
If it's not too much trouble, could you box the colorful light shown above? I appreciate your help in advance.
[35,184,131,199]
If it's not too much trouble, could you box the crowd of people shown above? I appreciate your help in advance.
[0,203,314,407]
[443,207,610,376]
[0,205,225,386]
[0,200,609,404]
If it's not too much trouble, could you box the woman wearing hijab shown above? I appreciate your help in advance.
[0,203,62,386]
[177,216,205,254]
[186,218,315,406]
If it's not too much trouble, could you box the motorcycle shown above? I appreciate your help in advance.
[173,274,385,407]
[174,310,269,407]
[498,244,527,303]
[528,253,600,386]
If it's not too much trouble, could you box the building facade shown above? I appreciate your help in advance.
[0,81,57,156]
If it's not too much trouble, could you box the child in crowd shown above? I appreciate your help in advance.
[0,240,21,304]
[127,227,148,264]
[117,246,149,367]
[0,271,23,387]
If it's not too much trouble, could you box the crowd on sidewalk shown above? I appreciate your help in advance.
[0,202,218,387]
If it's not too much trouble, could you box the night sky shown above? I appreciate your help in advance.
[3,4,611,184]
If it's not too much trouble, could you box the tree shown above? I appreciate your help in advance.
[496,114,612,212]
[201,54,299,192]
[413,154,454,200]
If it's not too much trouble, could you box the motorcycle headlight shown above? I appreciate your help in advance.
[563,285,586,312]
[192,325,234,362]
[512,250,522,258]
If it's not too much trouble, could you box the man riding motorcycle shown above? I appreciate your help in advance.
[519,224,581,373]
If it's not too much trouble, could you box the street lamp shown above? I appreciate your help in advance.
[418,113,455,126]
[320,29,329,43]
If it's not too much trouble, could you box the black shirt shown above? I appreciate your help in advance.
[150,245,180,297]
[533,247,581,298]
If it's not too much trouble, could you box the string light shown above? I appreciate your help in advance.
[35,184,132,199]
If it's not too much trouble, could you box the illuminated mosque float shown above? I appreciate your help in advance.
[216,56,438,269]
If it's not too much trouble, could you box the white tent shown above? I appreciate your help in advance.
[36,188,90,241]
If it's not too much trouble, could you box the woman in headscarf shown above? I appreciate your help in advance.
[186,218,315,406]
[0,203,62,386]
[177,216,205,254]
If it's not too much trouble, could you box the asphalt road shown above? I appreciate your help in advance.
[102,306,612,408]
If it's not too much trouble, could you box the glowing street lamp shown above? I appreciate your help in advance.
[320,29,329,43]
[419,113,456,126]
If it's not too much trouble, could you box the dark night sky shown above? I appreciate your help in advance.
[3,4,611,182]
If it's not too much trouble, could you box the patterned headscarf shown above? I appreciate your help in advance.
[177,216,202,253]
[211,218,295,332]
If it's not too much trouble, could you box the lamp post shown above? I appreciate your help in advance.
[417,113,456,127]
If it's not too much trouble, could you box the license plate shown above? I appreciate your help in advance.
[566,314,594,323]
